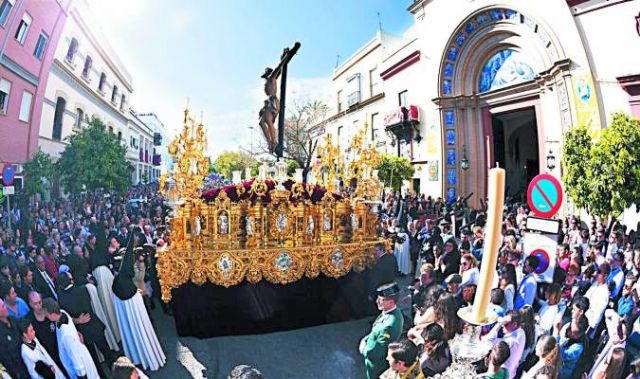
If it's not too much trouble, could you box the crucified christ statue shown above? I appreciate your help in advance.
[258,66,281,154]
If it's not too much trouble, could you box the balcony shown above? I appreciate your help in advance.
[153,154,161,166]
[347,91,360,107]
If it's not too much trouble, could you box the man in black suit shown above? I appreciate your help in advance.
[366,243,398,313]
[57,272,116,376]
[66,245,90,285]
[33,255,57,300]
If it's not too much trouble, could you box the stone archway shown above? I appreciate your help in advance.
[434,6,571,205]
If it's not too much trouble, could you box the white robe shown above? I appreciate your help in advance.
[56,310,100,379]
[113,292,166,371]
[92,266,121,343]
[85,282,119,351]
[394,232,412,275]
[21,338,66,379]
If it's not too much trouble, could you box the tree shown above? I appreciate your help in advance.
[562,113,640,219]
[56,116,131,194]
[22,149,56,198]
[253,99,328,178]
[375,154,415,191]
[213,151,257,179]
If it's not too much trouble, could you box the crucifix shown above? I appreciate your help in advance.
[258,42,301,159]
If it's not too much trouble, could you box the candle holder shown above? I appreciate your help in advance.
[232,170,242,184]
[245,167,253,181]
[430,307,497,379]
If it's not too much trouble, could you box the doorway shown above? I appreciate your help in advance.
[491,107,539,200]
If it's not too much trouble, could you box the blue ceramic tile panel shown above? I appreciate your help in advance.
[447,188,456,203]
[491,9,504,21]
[448,47,458,61]
[465,22,476,34]
[445,111,454,127]
[505,9,517,19]
[446,130,455,146]
[443,80,452,95]
[477,14,489,25]
[447,168,457,185]
[444,63,454,78]
[479,49,535,93]
[447,149,456,165]
[455,33,466,47]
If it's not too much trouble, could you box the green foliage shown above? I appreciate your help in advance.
[562,113,640,219]
[22,149,56,198]
[213,151,257,179]
[56,117,131,195]
[375,154,414,191]
[286,159,299,175]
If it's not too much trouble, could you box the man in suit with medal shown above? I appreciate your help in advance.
[359,282,404,379]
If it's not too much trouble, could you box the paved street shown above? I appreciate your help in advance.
[148,308,372,379]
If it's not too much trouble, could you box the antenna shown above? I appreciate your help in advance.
[377,12,383,33]
[335,54,341,68]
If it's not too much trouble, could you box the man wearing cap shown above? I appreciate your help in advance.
[360,282,404,379]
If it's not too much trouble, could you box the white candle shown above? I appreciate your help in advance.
[232,170,242,184]
[471,167,505,324]
[294,168,304,183]
[245,167,253,181]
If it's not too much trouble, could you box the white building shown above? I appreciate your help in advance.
[127,110,156,184]
[313,0,640,207]
[138,112,169,176]
[39,0,132,158]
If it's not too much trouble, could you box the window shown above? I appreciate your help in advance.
[369,67,380,97]
[18,91,32,121]
[337,90,343,112]
[111,85,118,104]
[52,97,66,141]
[398,90,408,107]
[98,73,106,92]
[82,56,92,78]
[0,0,15,28]
[117,131,122,141]
[0,78,10,114]
[120,94,125,111]
[66,38,78,62]
[108,125,113,134]
[337,126,343,146]
[371,113,379,141]
[14,12,31,44]
[75,108,83,128]
[33,32,48,60]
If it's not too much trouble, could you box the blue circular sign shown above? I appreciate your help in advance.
[527,174,563,218]
[2,164,14,186]
[531,249,550,275]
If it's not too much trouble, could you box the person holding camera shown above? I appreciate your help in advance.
[112,228,165,372]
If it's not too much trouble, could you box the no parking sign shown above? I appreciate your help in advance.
[527,174,563,218]
[523,232,557,283]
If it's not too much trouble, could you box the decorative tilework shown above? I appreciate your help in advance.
[447,168,457,185]
[490,9,504,21]
[479,49,535,93]
[447,149,456,165]
[447,188,456,203]
[445,111,454,127]
[446,130,455,146]
[443,80,452,95]
[444,63,454,78]
[505,9,517,19]
[465,22,477,34]
[455,33,466,47]
[477,13,489,25]
[448,47,459,61]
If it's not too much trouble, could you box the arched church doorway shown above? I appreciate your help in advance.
[434,7,570,205]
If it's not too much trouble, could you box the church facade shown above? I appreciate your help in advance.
[315,0,640,207]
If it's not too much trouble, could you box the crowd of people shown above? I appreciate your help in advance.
[0,184,167,379]
[361,191,640,379]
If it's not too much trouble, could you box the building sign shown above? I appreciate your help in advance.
[572,73,601,137]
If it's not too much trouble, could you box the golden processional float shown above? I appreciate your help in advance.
[157,108,386,301]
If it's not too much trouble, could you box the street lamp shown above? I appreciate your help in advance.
[461,145,470,171]
[546,149,556,171]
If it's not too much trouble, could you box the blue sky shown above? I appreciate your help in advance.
[91,0,414,157]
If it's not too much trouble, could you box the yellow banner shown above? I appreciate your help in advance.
[572,73,602,137]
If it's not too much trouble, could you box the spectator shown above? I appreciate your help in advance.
[484,310,526,379]
[1,282,29,319]
[380,339,421,378]
[459,253,479,289]
[515,256,539,310]
[418,323,451,377]
[500,264,517,312]
[554,314,588,379]
[584,262,611,337]
[16,318,65,379]
[479,341,511,379]
[0,297,28,378]
[522,335,560,379]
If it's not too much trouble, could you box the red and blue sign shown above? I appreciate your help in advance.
[530,248,550,275]
[527,174,563,218]
[1,163,14,186]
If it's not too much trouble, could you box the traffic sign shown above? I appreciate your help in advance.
[523,232,558,283]
[1,163,14,186]
[527,174,563,218]
[2,186,14,195]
